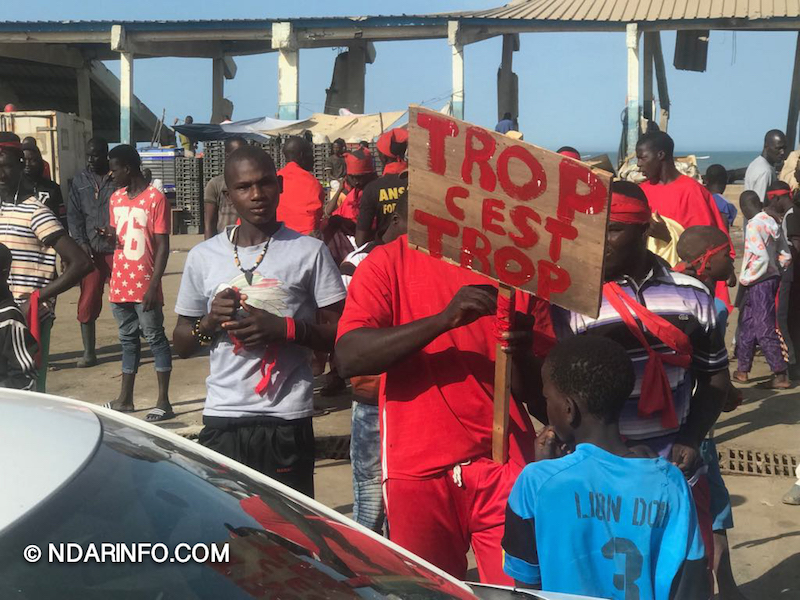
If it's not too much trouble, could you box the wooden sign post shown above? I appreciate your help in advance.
[407,106,612,463]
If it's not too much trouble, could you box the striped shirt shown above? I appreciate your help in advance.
[0,196,64,313]
[0,297,37,390]
[553,255,729,453]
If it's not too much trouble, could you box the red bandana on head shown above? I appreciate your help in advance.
[766,188,791,200]
[558,149,581,161]
[609,191,652,225]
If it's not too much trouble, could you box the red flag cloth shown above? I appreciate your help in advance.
[26,290,41,367]
[333,187,362,222]
[640,175,733,309]
[602,282,692,428]
[376,128,408,159]
[492,291,516,349]
[610,192,652,225]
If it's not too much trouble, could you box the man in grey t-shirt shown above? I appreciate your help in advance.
[174,145,346,498]
[203,136,247,240]
[745,129,787,202]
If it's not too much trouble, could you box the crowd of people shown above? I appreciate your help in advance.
[0,119,797,599]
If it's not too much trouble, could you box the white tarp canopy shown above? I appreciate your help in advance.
[254,111,407,143]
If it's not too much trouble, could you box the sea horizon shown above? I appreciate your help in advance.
[585,149,761,174]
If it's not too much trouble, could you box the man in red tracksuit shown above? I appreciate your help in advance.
[335,236,553,583]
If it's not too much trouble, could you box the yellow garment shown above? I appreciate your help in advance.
[647,214,684,267]
[780,149,800,191]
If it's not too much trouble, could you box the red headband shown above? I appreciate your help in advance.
[558,150,581,161]
[766,189,791,200]
[673,242,730,277]
[0,141,22,150]
[609,191,651,225]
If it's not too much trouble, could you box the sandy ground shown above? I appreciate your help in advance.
[44,230,799,599]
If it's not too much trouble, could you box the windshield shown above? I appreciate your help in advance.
[0,414,473,600]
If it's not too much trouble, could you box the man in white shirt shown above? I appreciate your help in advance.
[745,129,786,202]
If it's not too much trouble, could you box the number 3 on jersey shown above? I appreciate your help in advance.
[113,206,147,261]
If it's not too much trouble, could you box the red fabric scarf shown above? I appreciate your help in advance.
[26,290,41,367]
[602,281,692,428]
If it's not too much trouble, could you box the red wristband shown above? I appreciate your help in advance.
[285,317,296,342]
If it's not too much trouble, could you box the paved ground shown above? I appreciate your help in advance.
[44,230,800,599]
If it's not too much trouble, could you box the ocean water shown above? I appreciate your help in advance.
[586,150,759,174]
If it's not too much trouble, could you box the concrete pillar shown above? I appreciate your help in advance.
[497,34,519,124]
[76,66,92,123]
[448,21,464,120]
[642,33,655,123]
[324,42,376,115]
[212,58,225,124]
[120,51,133,145]
[787,32,800,150]
[625,23,640,163]
[272,22,300,120]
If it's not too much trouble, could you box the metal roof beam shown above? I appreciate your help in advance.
[0,43,87,69]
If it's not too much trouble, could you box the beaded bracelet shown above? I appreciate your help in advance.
[193,318,213,346]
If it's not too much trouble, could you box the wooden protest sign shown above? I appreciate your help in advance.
[407,105,611,317]
[407,106,611,462]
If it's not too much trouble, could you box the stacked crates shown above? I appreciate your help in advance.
[140,148,180,196]
[313,143,332,185]
[175,157,204,234]
[259,137,282,171]
[202,141,225,187]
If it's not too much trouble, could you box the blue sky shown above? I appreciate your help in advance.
[5,0,797,152]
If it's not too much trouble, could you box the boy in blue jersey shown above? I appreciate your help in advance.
[502,336,709,600]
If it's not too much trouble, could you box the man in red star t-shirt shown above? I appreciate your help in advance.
[636,131,733,307]
[101,144,174,423]
[335,237,554,584]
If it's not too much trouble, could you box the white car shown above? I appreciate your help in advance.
[0,391,602,600]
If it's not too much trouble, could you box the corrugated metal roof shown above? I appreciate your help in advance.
[462,0,800,21]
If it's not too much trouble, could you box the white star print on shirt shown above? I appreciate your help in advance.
[129,272,136,280]
[116,271,122,278]
[137,265,144,271]
[123,262,130,270]
[122,280,128,287]
[136,282,143,288]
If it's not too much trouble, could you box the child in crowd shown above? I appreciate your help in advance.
[502,336,709,600]
[738,190,762,225]
[734,183,794,388]
[705,164,738,230]
[0,243,37,390]
[676,226,748,600]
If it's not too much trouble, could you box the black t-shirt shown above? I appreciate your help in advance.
[356,172,408,237]
[326,155,347,180]
[22,177,67,229]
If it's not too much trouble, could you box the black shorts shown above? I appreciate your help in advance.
[199,415,315,498]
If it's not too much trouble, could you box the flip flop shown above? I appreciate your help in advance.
[145,407,175,422]
[102,402,135,413]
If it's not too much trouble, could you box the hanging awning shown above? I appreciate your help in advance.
[174,111,407,144]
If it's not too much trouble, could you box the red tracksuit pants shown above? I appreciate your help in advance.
[384,457,520,585]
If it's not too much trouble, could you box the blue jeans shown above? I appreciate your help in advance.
[699,438,734,531]
[111,303,172,375]
[351,401,385,533]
